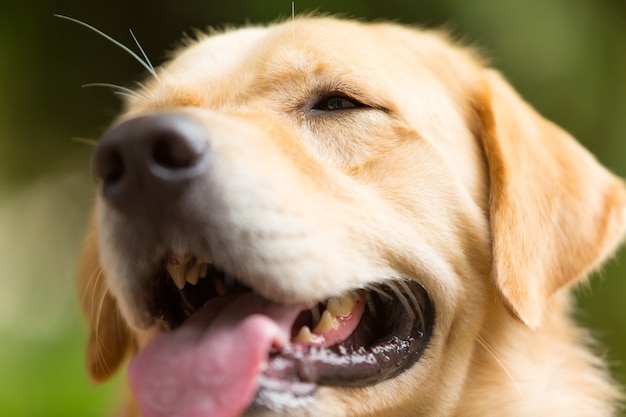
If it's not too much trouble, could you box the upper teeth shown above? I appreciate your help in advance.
[163,253,360,342]
[166,253,210,289]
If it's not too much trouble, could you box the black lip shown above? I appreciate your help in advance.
[262,281,433,388]
[148,261,434,389]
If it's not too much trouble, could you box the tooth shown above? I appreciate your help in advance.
[197,253,214,264]
[294,326,314,343]
[199,263,209,279]
[327,293,358,317]
[166,263,187,289]
[186,262,201,285]
[313,310,338,334]
[170,252,191,265]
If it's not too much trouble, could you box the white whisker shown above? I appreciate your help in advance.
[129,29,158,80]
[364,291,378,319]
[134,81,147,89]
[87,267,105,327]
[397,279,424,326]
[82,82,142,98]
[71,137,98,147]
[364,283,393,300]
[477,336,525,399]
[114,91,141,99]
[388,281,416,321]
[89,269,115,377]
[55,14,158,79]
[291,2,296,45]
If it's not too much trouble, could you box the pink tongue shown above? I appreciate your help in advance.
[128,293,306,417]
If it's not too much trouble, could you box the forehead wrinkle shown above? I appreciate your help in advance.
[130,18,447,115]
[147,20,337,110]
[246,35,401,112]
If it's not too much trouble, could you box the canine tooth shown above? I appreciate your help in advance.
[327,293,357,317]
[294,326,314,343]
[199,263,209,279]
[166,263,187,289]
[186,262,201,285]
[313,310,338,334]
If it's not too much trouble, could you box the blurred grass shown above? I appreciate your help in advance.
[0,1,624,416]
[0,176,119,416]
[0,331,116,417]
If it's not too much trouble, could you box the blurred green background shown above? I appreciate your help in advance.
[0,1,624,416]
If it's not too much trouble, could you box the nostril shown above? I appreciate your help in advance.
[95,146,125,185]
[151,133,201,170]
[93,113,209,209]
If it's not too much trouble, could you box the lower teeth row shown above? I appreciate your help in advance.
[163,253,361,342]
[294,292,359,343]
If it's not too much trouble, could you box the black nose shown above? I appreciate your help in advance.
[93,113,208,210]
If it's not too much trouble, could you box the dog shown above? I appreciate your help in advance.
[77,17,626,417]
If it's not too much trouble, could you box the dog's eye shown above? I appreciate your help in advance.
[312,94,366,111]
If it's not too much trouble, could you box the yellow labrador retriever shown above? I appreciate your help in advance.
[77,17,626,417]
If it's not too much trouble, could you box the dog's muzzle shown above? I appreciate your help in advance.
[93,112,434,416]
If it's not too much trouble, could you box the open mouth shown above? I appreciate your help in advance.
[130,251,434,416]
[147,252,434,389]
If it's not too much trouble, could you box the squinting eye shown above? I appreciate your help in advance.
[313,95,365,111]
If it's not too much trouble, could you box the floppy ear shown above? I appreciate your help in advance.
[476,69,626,328]
[78,221,134,382]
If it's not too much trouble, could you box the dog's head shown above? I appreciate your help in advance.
[78,18,626,417]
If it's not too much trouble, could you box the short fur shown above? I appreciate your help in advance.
[78,17,626,416]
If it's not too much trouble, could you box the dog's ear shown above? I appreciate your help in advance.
[78,222,134,382]
[476,70,626,328]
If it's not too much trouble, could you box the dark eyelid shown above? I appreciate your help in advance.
[297,84,390,115]
[309,88,372,111]
[313,93,365,111]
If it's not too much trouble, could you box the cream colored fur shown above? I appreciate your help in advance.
[78,17,626,416]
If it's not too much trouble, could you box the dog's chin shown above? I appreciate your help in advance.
[246,385,317,416]
[118,248,434,415]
